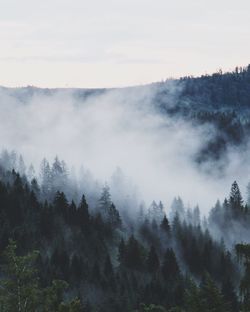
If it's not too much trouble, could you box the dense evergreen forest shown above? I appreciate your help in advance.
[1,151,250,312]
[155,65,250,165]
[1,66,250,311]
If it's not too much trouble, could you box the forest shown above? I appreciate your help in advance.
[0,151,250,312]
[1,67,250,311]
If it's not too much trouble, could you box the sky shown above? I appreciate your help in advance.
[0,0,249,88]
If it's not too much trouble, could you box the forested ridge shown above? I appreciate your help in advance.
[154,65,250,165]
[2,65,250,165]
[1,66,250,311]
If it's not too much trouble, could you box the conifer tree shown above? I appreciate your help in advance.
[162,248,180,281]
[229,181,244,216]
[200,274,228,312]
[104,254,114,277]
[170,197,185,221]
[108,203,122,228]
[99,183,112,218]
[77,194,90,229]
[221,278,239,312]
[40,158,52,197]
[193,206,200,226]
[235,243,250,310]
[146,246,159,273]
[124,235,144,270]
[160,215,171,234]
[118,238,126,265]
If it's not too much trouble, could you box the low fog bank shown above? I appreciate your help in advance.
[0,83,249,214]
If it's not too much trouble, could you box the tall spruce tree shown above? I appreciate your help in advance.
[229,181,244,217]
[146,246,159,273]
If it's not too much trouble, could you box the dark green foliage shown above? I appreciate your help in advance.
[221,278,239,312]
[160,215,171,234]
[134,303,167,311]
[76,195,90,231]
[235,243,250,310]
[0,240,82,312]
[0,162,248,311]
[152,66,250,166]
[124,235,144,270]
[2,66,250,310]
[209,181,250,247]
[104,254,114,277]
[161,248,180,281]
[108,203,122,229]
[185,276,228,312]
[146,246,159,273]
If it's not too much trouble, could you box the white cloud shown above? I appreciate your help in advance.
[0,85,249,214]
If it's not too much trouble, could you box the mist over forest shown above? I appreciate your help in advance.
[1,66,250,311]
[1,65,250,212]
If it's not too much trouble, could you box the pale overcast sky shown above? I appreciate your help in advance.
[0,0,249,88]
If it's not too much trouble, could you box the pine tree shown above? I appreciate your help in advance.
[193,206,200,226]
[92,261,101,282]
[209,200,222,226]
[200,274,228,312]
[146,246,159,273]
[68,200,77,225]
[170,197,185,221]
[104,254,114,277]
[229,181,244,217]
[162,248,180,281]
[186,208,193,224]
[172,213,182,238]
[99,183,112,218]
[118,238,126,265]
[147,201,165,223]
[138,202,146,224]
[27,164,36,182]
[18,155,26,176]
[31,178,40,197]
[51,157,68,194]
[124,235,144,270]
[160,215,171,234]
[185,280,204,312]
[40,158,52,197]
[77,195,90,229]
[108,203,122,229]
[235,243,250,310]
[53,191,68,216]
[0,150,18,171]
[221,278,239,312]
[70,254,83,282]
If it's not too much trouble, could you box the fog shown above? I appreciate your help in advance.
[0,84,249,214]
